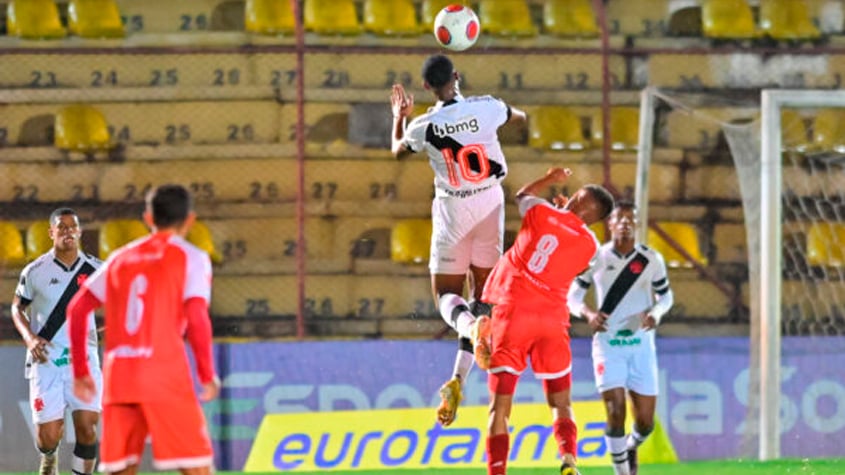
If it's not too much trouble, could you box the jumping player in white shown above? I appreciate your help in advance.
[10,208,102,475]
[390,54,526,426]
[566,201,674,475]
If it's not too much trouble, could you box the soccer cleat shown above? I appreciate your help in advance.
[436,377,463,426]
[39,450,58,475]
[560,462,581,475]
[628,448,639,475]
[470,314,492,370]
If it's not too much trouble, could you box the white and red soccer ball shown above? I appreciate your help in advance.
[433,4,480,52]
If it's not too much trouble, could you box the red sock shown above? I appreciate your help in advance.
[486,433,509,475]
[553,418,578,460]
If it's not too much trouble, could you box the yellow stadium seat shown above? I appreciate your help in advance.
[543,0,598,38]
[99,219,148,259]
[479,0,537,37]
[390,219,432,264]
[780,109,811,152]
[421,0,458,30]
[701,0,757,39]
[364,0,419,36]
[812,109,845,152]
[304,0,362,35]
[245,0,295,36]
[592,107,640,151]
[0,222,26,268]
[68,0,125,38]
[589,221,607,243]
[7,0,66,39]
[26,221,52,260]
[807,223,845,267]
[760,0,820,40]
[529,106,588,151]
[187,220,223,264]
[54,105,112,153]
[647,222,707,268]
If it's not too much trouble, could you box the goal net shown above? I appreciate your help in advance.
[637,88,845,461]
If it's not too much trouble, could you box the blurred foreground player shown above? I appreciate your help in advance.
[480,168,614,475]
[390,53,526,426]
[68,184,220,475]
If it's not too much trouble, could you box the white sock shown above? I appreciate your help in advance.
[606,435,630,475]
[72,455,96,475]
[452,348,474,382]
[627,427,649,450]
[439,293,475,339]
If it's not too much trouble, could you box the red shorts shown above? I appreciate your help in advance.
[489,303,572,379]
[99,399,213,472]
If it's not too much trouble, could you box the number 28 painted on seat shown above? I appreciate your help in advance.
[441,143,490,187]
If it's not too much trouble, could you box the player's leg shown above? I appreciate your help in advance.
[143,399,214,473]
[544,380,580,475]
[34,420,64,475]
[70,410,99,475]
[30,368,66,475]
[601,388,630,475]
[486,373,517,475]
[99,403,148,475]
[624,344,660,475]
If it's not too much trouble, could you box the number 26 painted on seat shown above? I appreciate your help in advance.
[441,144,489,187]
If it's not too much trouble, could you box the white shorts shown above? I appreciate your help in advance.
[429,184,504,275]
[29,350,103,425]
[591,331,658,396]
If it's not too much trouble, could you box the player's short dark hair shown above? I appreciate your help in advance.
[422,54,454,88]
[585,184,615,220]
[614,199,636,213]
[146,184,193,228]
[49,207,78,225]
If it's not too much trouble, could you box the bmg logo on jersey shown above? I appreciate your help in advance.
[433,117,480,137]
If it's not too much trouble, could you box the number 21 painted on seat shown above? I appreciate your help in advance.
[527,234,559,273]
[441,144,489,187]
[125,274,148,335]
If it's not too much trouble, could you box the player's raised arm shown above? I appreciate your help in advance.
[516,167,572,200]
[390,84,415,160]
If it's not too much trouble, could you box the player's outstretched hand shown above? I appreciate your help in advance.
[391,84,414,119]
[73,376,97,404]
[640,312,657,330]
[200,376,221,402]
[546,167,573,182]
[585,309,608,333]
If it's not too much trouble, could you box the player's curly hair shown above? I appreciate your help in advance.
[422,54,454,89]
[585,184,616,220]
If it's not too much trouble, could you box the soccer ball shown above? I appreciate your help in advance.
[433,5,480,52]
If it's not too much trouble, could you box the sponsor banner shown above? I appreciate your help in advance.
[243,402,676,471]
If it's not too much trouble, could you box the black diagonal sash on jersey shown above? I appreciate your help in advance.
[37,261,97,342]
[599,252,651,315]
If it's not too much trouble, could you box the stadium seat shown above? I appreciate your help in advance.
[592,107,640,150]
[54,105,112,153]
[68,0,125,38]
[479,0,537,37]
[543,0,598,38]
[589,221,607,243]
[26,221,52,260]
[364,0,419,36]
[712,223,747,264]
[812,109,845,152]
[701,0,758,39]
[760,0,821,41]
[0,221,26,268]
[7,0,66,39]
[806,222,845,267]
[421,0,454,30]
[647,222,708,268]
[780,109,811,152]
[528,106,588,151]
[390,219,431,264]
[304,0,362,35]
[245,0,295,36]
[99,219,148,260]
[187,220,222,264]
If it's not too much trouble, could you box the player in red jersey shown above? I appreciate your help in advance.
[479,168,615,475]
[67,184,219,475]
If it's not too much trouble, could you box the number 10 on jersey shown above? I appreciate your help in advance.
[441,144,490,187]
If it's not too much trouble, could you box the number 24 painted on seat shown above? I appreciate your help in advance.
[441,144,489,187]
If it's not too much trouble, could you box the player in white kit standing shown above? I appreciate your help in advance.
[566,201,674,475]
[390,54,526,425]
[10,208,103,475]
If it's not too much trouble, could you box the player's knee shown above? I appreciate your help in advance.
[74,442,98,460]
[75,424,98,445]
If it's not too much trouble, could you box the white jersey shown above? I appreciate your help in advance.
[571,242,671,343]
[402,94,510,197]
[15,250,101,378]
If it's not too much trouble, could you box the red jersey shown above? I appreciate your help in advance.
[483,196,599,311]
[82,232,212,403]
